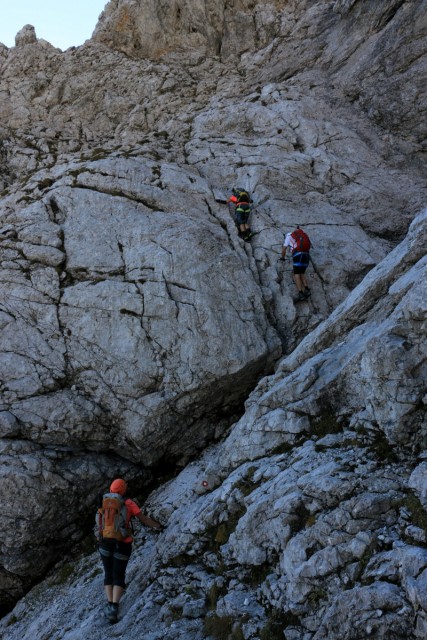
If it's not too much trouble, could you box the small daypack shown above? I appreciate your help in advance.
[95,492,130,542]
[232,187,251,204]
[290,228,311,254]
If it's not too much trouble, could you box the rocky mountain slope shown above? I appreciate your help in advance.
[0,0,426,638]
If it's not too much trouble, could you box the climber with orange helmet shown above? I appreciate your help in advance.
[95,478,162,624]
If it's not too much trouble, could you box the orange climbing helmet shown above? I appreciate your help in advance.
[110,478,127,495]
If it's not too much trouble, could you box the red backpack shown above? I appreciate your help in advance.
[290,228,311,253]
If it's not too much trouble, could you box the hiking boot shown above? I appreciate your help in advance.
[245,231,257,240]
[304,287,311,298]
[106,603,119,624]
[294,291,307,303]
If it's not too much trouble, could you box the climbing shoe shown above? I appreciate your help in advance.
[294,291,307,303]
[106,603,119,624]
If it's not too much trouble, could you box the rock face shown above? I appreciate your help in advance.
[0,153,281,608]
[0,0,426,634]
[92,0,226,59]
[2,209,425,639]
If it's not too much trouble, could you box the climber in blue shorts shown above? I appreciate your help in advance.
[281,226,312,302]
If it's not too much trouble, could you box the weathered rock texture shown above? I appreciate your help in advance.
[0,0,426,635]
[2,208,425,639]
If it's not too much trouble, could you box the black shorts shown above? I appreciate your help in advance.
[235,204,250,226]
[99,539,132,588]
[292,252,310,274]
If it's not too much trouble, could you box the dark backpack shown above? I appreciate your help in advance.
[95,492,130,542]
[232,188,251,204]
[290,228,311,254]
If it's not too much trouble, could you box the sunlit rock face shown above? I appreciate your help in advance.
[0,0,426,625]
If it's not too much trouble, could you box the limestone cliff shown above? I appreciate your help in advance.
[0,1,426,637]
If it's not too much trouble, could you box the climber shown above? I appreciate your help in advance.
[95,478,162,624]
[281,226,312,302]
[227,188,254,241]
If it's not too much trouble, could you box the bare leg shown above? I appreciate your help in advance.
[113,586,125,604]
[293,274,304,292]
[104,585,113,602]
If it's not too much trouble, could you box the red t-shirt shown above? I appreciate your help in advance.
[123,498,141,543]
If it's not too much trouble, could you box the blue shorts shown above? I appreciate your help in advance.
[292,252,310,274]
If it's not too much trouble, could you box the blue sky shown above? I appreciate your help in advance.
[0,0,108,50]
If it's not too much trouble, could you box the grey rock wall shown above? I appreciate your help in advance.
[0,0,426,632]
[0,154,281,608]
[1,207,426,635]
